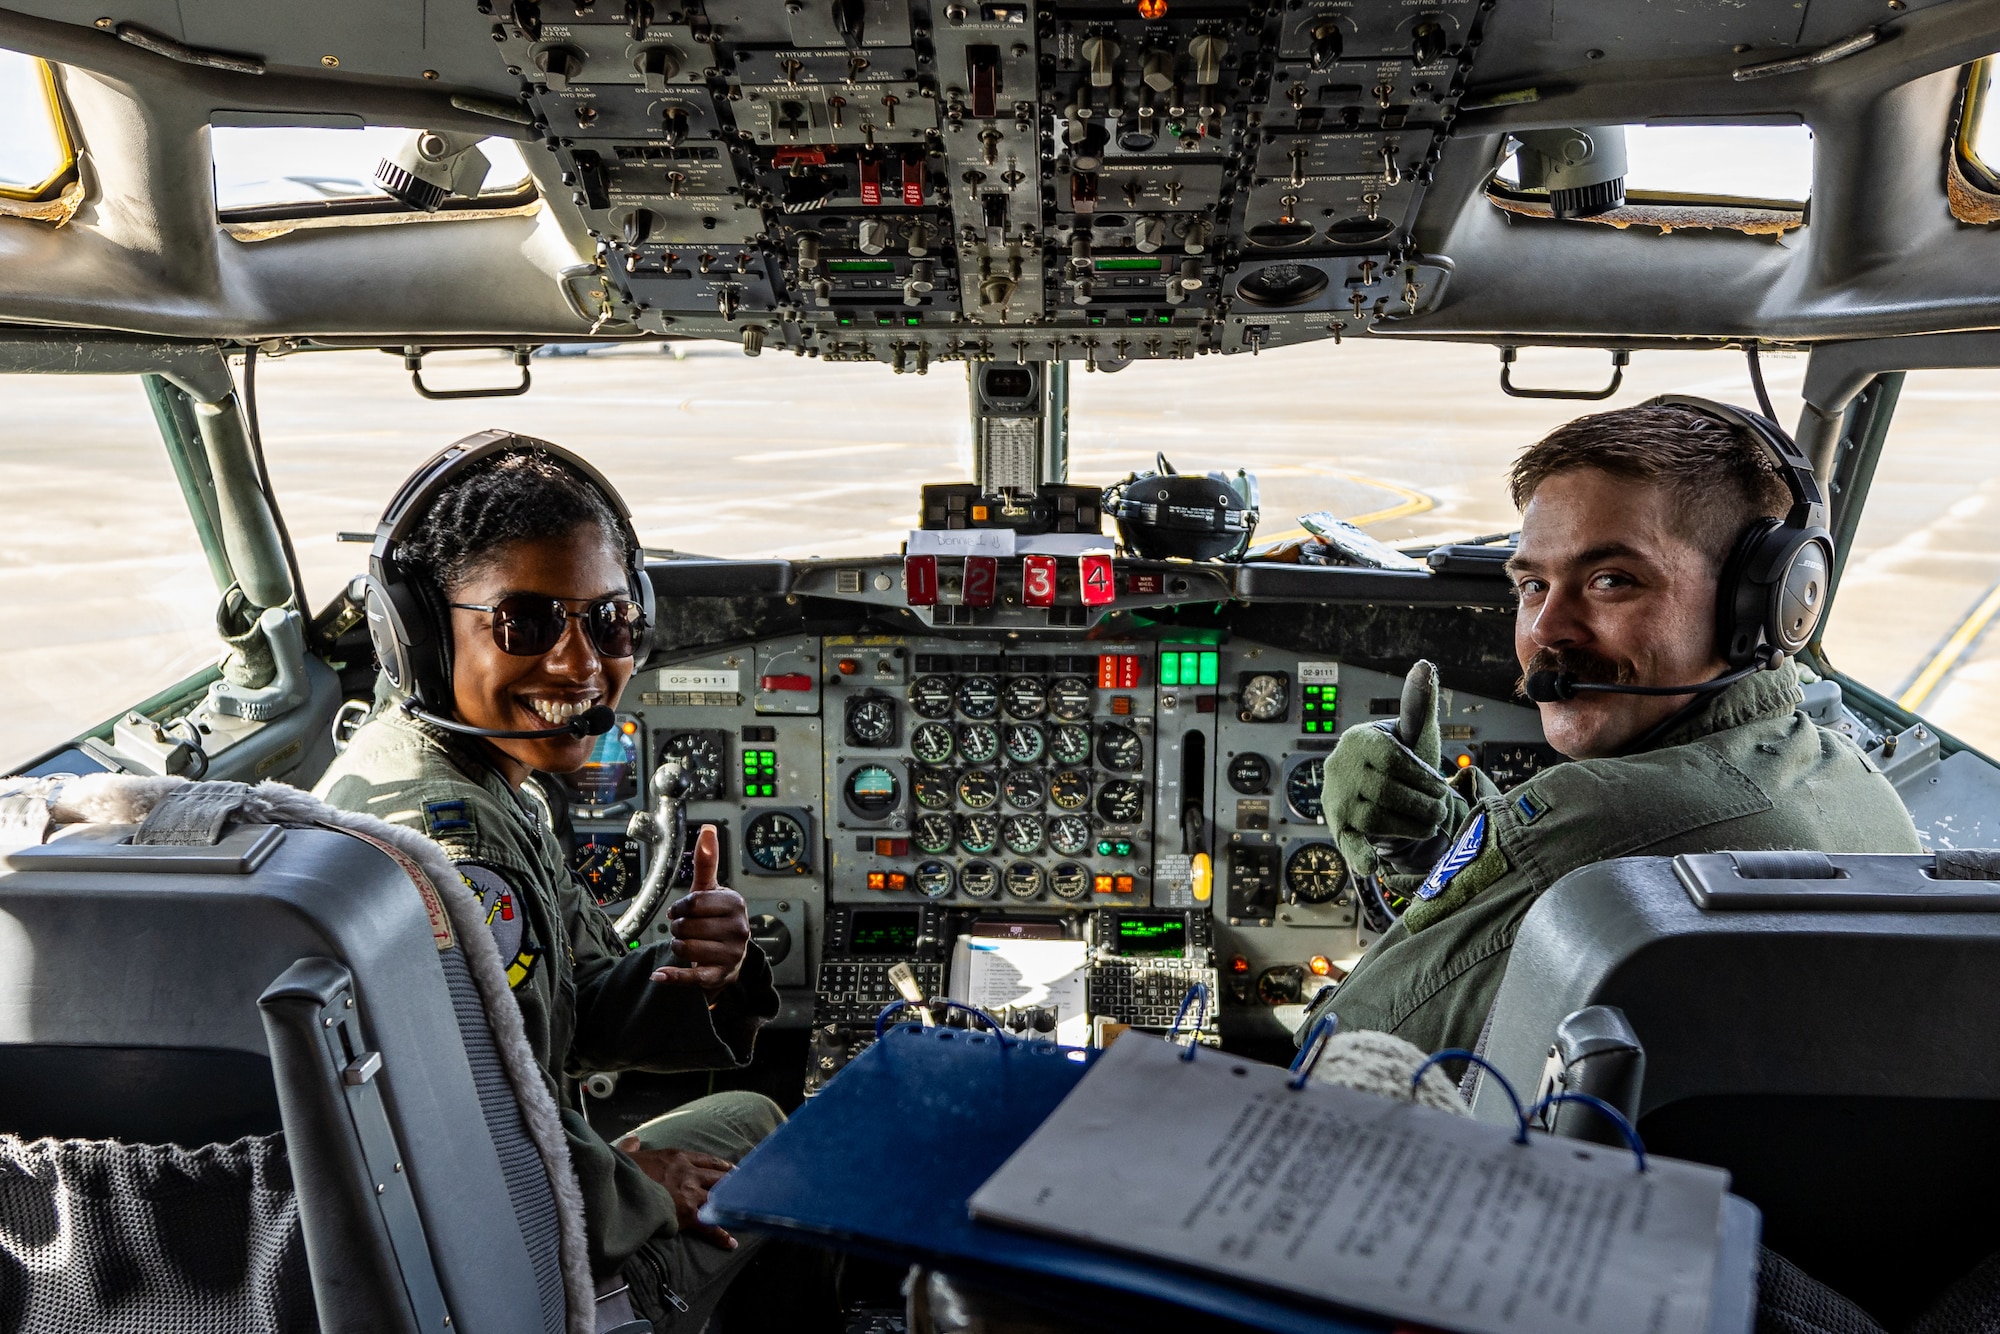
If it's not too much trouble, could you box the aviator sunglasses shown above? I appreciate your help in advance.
[450,595,647,658]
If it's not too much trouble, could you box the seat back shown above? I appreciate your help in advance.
[0,822,569,1334]
[1471,852,2000,1325]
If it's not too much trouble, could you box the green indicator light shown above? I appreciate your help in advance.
[1094,257,1164,272]
[1159,652,1180,686]
[875,314,894,326]
[1197,652,1218,686]
[1114,839,1133,857]
[1088,315,1105,325]
[1097,839,1114,856]
[905,316,921,326]
[1154,313,1172,325]
[1129,314,1145,324]
[837,315,854,326]
[1179,651,1199,683]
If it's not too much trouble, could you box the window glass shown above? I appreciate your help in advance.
[1495,124,1814,205]
[210,126,531,213]
[0,48,71,198]
[1821,370,2000,755]
[0,376,223,765]
[241,342,1802,611]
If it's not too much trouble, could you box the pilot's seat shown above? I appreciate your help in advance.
[0,778,594,1334]
[1471,849,2000,1327]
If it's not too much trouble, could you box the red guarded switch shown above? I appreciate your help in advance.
[963,555,997,607]
[859,153,882,207]
[905,554,938,606]
[760,673,813,692]
[1021,555,1057,607]
[1078,553,1115,606]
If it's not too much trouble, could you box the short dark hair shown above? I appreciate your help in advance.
[398,449,628,601]
[1508,404,1792,568]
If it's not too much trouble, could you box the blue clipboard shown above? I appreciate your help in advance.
[705,1025,1760,1333]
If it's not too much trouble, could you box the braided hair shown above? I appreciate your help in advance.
[397,449,629,606]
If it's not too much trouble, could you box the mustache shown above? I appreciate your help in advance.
[1517,647,1636,700]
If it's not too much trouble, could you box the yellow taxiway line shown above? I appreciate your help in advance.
[1899,580,2000,712]
[1258,473,1438,544]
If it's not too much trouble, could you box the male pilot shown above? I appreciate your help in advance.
[1307,400,1921,1055]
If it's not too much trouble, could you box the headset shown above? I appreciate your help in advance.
[1523,394,1834,704]
[363,429,656,740]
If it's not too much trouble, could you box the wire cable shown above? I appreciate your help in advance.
[1745,342,1777,422]
[239,345,316,645]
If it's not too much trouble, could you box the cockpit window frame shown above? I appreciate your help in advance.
[1951,57,2000,222]
[209,125,540,227]
[0,54,79,204]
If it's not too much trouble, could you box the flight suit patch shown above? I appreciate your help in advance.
[1514,792,1548,825]
[1403,812,1509,934]
[425,799,474,836]
[457,862,539,988]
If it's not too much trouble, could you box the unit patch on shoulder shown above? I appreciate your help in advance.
[457,862,538,988]
[1403,811,1510,934]
[425,799,475,837]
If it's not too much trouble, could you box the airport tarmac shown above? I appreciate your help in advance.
[0,340,1991,763]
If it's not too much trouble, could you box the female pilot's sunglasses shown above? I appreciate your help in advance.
[450,595,647,658]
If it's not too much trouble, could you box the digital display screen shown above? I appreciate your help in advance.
[828,259,897,273]
[1094,258,1163,271]
[558,718,639,805]
[850,908,921,953]
[1116,917,1186,958]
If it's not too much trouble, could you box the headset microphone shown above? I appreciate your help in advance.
[1523,662,1768,704]
[401,700,617,740]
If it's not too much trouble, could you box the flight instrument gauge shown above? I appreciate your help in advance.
[1285,842,1348,903]
[1003,723,1045,764]
[845,695,897,747]
[914,861,954,899]
[573,836,635,904]
[1002,814,1044,854]
[956,675,1000,719]
[958,813,1000,855]
[1049,677,1093,721]
[1096,779,1144,824]
[958,722,1000,764]
[1050,862,1090,902]
[1227,752,1273,795]
[908,675,955,719]
[959,860,1000,899]
[843,763,901,817]
[657,731,724,801]
[1286,759,1326,822]
[1004,769,1044,809]
[957,769,999,809]
[913,812,955,854]
[744,811,807,872]
[1050,770,1091,810]
[1239,672,1290,723]
[1004,861,1045,900]
[913,769,954,810]
[910,721,954,765]
[1095,724,1143,772]
[1003,676,1048,720]
[1050,724,1092,766]
[1048,814,1092,855]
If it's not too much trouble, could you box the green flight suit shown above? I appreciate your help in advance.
[1319,664,1922,1056]
[315,689,783,1329]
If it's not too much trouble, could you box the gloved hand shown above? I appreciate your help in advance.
[1321,660,1464,882]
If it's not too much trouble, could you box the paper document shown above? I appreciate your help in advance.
[948,936,1091,1045]
[906,528,1016,556]
[970,1035,1730,1334]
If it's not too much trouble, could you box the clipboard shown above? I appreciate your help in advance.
[705,1025,1760,1334]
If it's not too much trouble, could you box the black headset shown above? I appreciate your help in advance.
[1648,394,1833,668]
[363,429,656,728]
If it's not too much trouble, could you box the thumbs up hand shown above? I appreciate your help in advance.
[652,825,751,997]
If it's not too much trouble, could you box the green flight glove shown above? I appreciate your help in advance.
[1321,660,1465,882]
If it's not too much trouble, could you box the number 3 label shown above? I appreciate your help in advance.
[1021,555,1057,607]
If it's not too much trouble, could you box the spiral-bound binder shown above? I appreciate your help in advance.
[705,1015,1759,1334]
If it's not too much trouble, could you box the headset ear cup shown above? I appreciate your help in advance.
[363,575,418,695]
[630,554,657,663]
[1768,532,1833,657]
[365,574,450,711]
[1715,519,1779,669]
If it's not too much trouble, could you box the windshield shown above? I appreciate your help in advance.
[0,375,222,763]
[252,342,1802,604]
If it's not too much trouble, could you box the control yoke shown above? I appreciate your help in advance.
[615,760,690,945]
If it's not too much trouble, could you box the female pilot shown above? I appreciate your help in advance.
[315,432,782,1331]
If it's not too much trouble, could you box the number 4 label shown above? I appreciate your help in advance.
[1078,553,1115,606]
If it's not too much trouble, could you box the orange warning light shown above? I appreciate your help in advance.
[620,719,638,735]
[1456,753,1473,768]
[1138,0,1167,18]
[1229,954,1251,975]
[1308,955,1333,977]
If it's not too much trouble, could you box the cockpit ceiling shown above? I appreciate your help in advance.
[0,0,1997,350]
